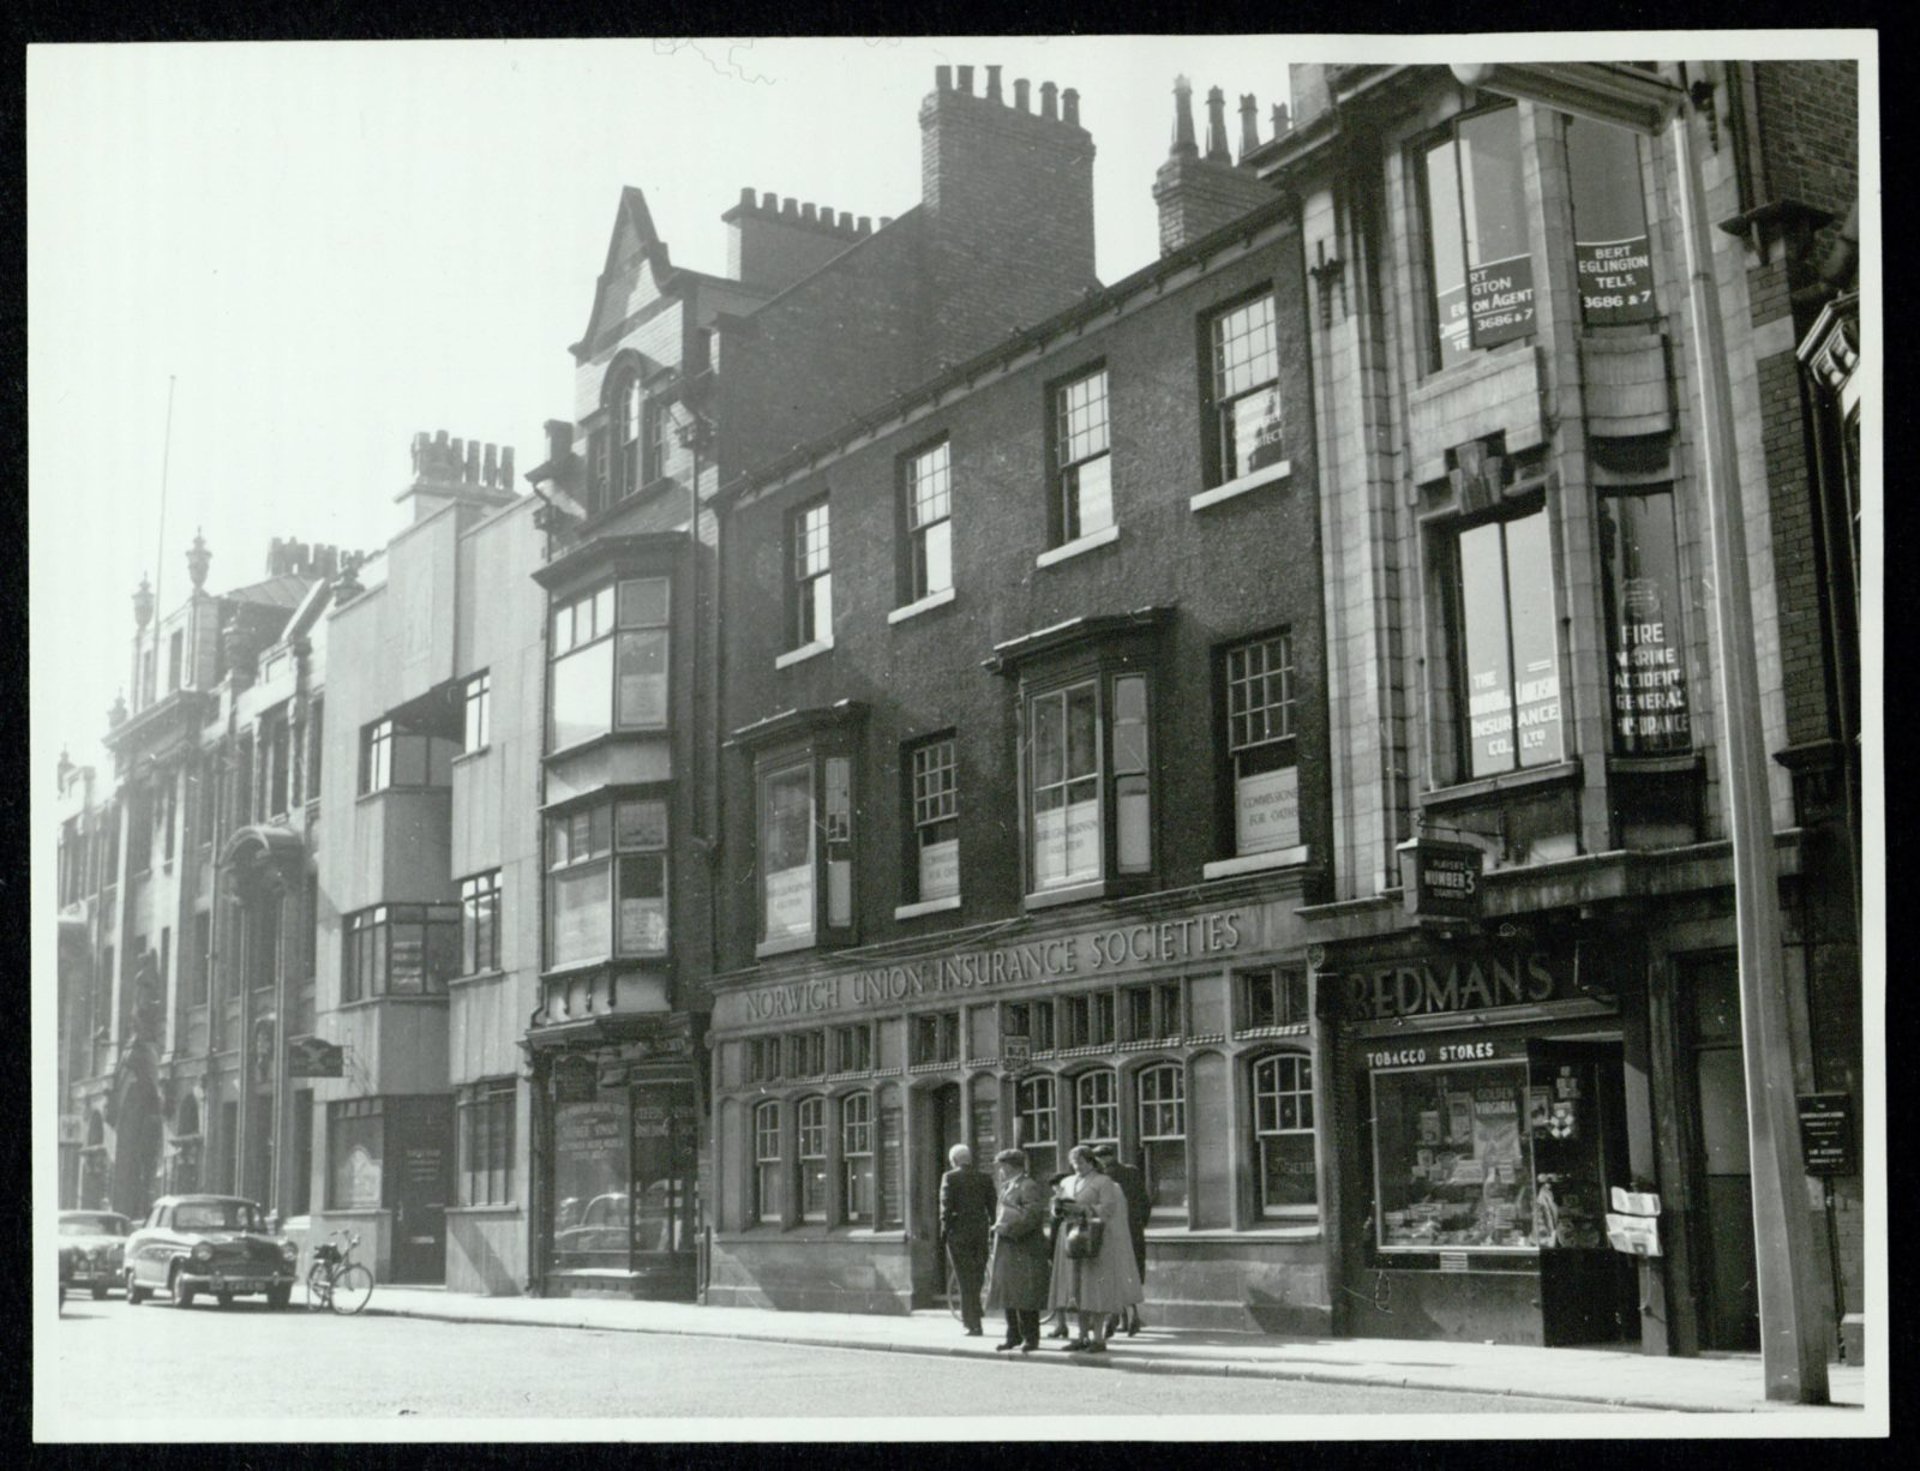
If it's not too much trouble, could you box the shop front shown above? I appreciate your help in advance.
[706,878,1338,1332]
[529,1014,702,1300]
[1319,921,1647,1349]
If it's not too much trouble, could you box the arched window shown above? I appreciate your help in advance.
[1015,1075,1059,1182]
[840,1092,874,1223]
[1073,1069,1117,1149]
[1137,1062,1187,1217]
[753,1100,782,1225]
[616,372,644,500]
[796,1096,828,1222]
[1252,1052,1317,1217]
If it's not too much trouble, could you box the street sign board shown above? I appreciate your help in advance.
[1003,1034,1031,1068]
[1796,1092,1854,1176]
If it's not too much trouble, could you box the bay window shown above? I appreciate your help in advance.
[359,710,458,794]
[1222,633,1300,855]
[755,743,858,951]
[1420,104,1533,371]
[1210,293,1286,482]
[1448,501,1564,780]
[1252,1053,1318,1217]
[1026,673,1153,894]
[548,577,670,751]
[545,796,669,969]
[342,903,460,1001]
[1052,367,1113,545]
[1137,1063,1187,1217]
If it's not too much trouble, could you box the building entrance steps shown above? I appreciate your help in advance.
[359,1287,1868,1415]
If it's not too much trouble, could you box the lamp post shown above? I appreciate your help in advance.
[1450,60,1830,1404]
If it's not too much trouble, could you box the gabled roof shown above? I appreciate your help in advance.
[219,574,313,611]
[570,186,680,361]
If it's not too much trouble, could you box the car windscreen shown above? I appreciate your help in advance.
[172,1203,259,1231]
[60,1214,129,1236]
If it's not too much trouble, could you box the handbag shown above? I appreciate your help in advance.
[1064,1216,1104,1261]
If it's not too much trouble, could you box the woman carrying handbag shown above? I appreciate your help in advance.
[1042,1144,1142,1352]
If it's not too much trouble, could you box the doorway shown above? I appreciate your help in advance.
[1682,955,1760,1351]
[387,1097,452,1284]
[911,1082,964,1307]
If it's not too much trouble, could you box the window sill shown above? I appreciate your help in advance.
[336,993,450,1011]
[542,728,669,768]
[1418,758,1582,810]
[452,746,491,767]
[446,1203,520,1215]
[1150,1225,1323,1243]
[1189,459,1292,512]
[1201,844,1311,882]
[887,586,955,626]
[774,638,834,671]
[756,933,818,960]
[1035,523,1119,569]
[448,968,508,990]
[894,895,962,921]
[355,786,451,806]
[1023,878,1108,911]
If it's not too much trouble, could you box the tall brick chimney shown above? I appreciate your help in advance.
[1152,76,1276,256]
[396,429,520,523]
[725,187,873,291]
[919,62,1099,365]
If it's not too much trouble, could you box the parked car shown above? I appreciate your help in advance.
[551,1181,688,1260]
[58,1210,132,1300]
[123,1194,298,1309]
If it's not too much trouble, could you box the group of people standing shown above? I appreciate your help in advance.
[940,1141,1149,1355]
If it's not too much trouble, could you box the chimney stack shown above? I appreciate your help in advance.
[1238,94,1260,160]
[399,428,520,520]
[1272,102,1290,136]
[1015,78,1030,112]
[1041,81,1058,120]
[1153,75,1277,255]
[1204,86,1231,162]
[726,185,873,289]
[1171,75,1198,157]
[986,64,1002,103]
[1062,88,1080,127]
[956,64,974,95]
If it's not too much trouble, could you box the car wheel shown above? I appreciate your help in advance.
[265,1284,292,1311]
[91,1286,109,1301]
[169,1267,196,1309]
[126,1269,150,1305]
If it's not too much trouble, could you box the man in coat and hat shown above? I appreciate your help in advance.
[940,1143,996,1336]
[985,1148,1053,1353]
[1092,1142,1150,1334]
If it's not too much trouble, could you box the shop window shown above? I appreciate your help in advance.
[342,903,460,1002]
[788,498,832,651]
[748,1037,784,1084]
[1597,486,1691,755]
[1136,1063,1187,1218]
[1209,293,1286,483]
[796,1096,828,1222]
[1252,1053,1317,1217]
[906,735,959,905]
[459,870,502,975]
[458,1080,516,1207]
[1003,1000,1056,1054]
[1240,968,1309,1033]
[1051,366,1113,546]
[901,439,954,603]
[1419,104,1532,372]
[911,1011,961,1067]
[1444,499,1564,781]
[552,1086,629,1267]
[841,1092,875,1223]
[1016,1076,1059,1181]
[1370,1058,1535,1252]
[462,671,491,753]
[1026,673,1153,895]
[1074,1069,1119,1147]
[1566,116,1657,326]
[753,1101,782,1224]
[1122,982,1183,1044]
[549,577,670,751]
[1063,992,1116,1050]
[327,1099,384,1209]
[787,1030,827,1079]
[834,1023,873,1074]
[546,796,668,968]
[1221,632,1300,856]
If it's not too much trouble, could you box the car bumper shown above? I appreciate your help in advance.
[179,1270,296,1295]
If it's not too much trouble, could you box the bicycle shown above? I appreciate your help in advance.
[305,1230,375,1315]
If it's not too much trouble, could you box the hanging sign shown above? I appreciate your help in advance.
[1576,236,1657,324]
[1003,1034,1032,1069]
[1468,253,1536,348]
[287,1035,344,1078]
[1796,1092,1854,1176]
[1402,838,1483,921]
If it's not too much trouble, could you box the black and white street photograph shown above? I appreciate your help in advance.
[29,31,1881,1443]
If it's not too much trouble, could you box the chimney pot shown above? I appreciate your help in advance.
[858,216,872,235]
[1205,85,1231,162]
[501,446,515,486]
[739,185,756,209]
[761,190,778,212]
[1062,87,1080,127]
[1171,75,1198,156]
[838,210,854,231]
[781,196,799,219]
[1272,101,1290,134]
[1041,81,1058,120]
[483,443,498,486]
[957,65,974,95]
[1238,93,1260,159]
[802,202,818,223]
[1015,78,1031,112]
[935,64,952,92]
[986,64,1003,102]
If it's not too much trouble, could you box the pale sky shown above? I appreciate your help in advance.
[29,36,1316,767]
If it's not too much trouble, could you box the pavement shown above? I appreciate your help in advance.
[360,1287,1869,1416]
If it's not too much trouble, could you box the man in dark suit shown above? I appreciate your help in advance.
[1092,1142,1150,1334]
[939,1143,996,1336]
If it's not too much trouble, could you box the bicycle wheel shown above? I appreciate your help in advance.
[305,1261,332,1311]
[329,1262,374,1316]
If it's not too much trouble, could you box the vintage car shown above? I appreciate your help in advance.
[123,1194,298,1309]
[551,1182,688,1262]
[59,1210,132,1300]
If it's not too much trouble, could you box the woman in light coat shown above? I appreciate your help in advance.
[1043,1144,1142,1352]
[983,1149,1053,1353]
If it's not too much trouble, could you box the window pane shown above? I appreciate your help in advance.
[1424,137,1469,366]
[1600,491,1691,755]
[921,519,952,597]
[763,767,815,940]
[1067,454,1113,538]
[1566,116,1649,247]
[1033,693,1065,790]
[392,734,428,787]
[617,577,670,628]
[1223,387,1287,479]
[551,864,609,967]
[551,641,612,749]
[1372,1061,1533,1250]
[1458,108,1526,269]
[593,586,615,638]
[615,629,669,727]
[1504,511,1564,769]
[616,799,668,851]
[1459,520,1516,779]
[617,854,668,954]
[1066,683,1099,778]
[1056,370,1110,465]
